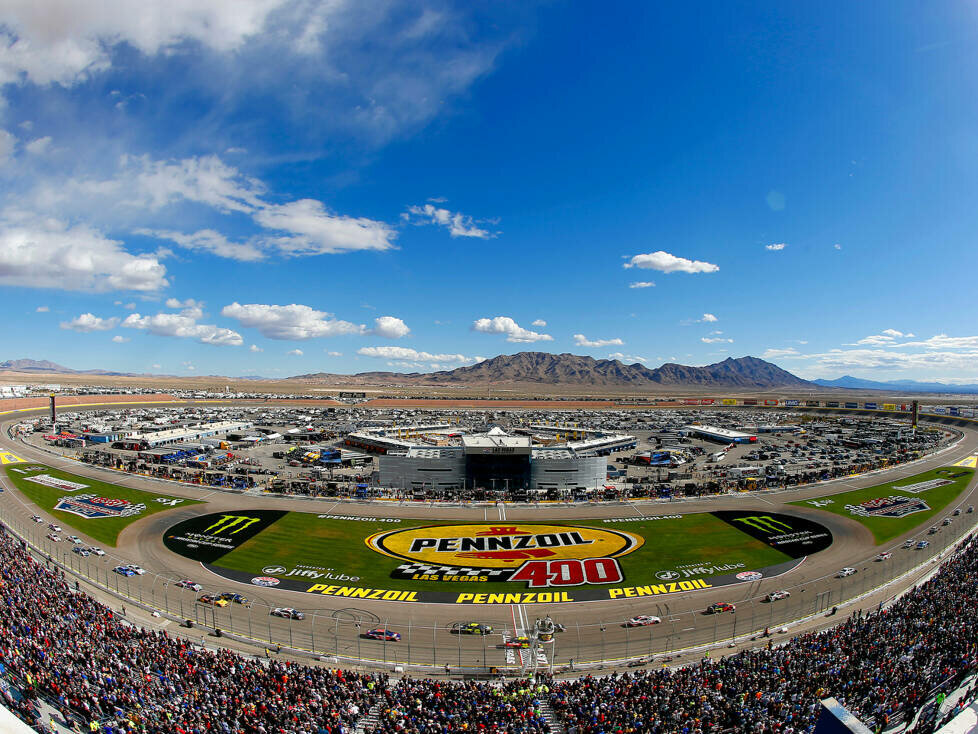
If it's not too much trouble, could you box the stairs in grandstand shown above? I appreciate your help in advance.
[538,700,564,733]
[354,702,382,734]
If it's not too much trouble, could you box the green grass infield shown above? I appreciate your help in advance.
[5,462,202,546]
[789,466,974,545]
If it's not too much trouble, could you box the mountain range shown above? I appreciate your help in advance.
[813,376,978,395]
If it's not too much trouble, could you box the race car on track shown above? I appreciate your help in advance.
[875,552,892,561]
[113,566,137,577]
[953,508,962,516]
[625,615,662,627]
[87,547,106,556]
[837,568,857,578]
[454,622,493,635]
[198,594,230,607]
[175,579,203,592]
[31,515,42,523]
[765,590,790,602]
[219,592,249,605]
[364,628,400,641]
[72,546,90,557]
[917,540,930,549]
[65,535,82,544]
[270,607,304,620]
[705,602,736,614]
[942,518,952,526]
[48,523,61,532]
[46,533,61,542]
[903,539,916,549]
[125,564,147,575]
[503,636,531,648]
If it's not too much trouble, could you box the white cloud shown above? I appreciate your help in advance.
[628,281,655,288]
[765,243,786,251]
[122,310,242,346]
[357,346,474,366]
[111,335,130,343]
[472,316,553,343]
[531,319,547,327]
[164,297,202,311]
[834,243,842,250]
[700,313,718,323]
[761,348,800,359]
[60,313,119,332]
[221,302,364,340]
[138,229,265,262]
[372,316,410,339]
[151,363,161,370]
[608,352,647,363]
[121,154,267,214]
[0,130,15,164]
[0,0,286,87]
[287,349,303,356]
[403,203,494,239]
[249,344,262,352]
[35,305,49,312]
[0,211,168,292]
[24,136,52,155]
[623,251,719,274]
[701,337,733,344]
[850,329,917,346]
[256,199,397,255]
[573,333,624,348]
[326,350,343,357]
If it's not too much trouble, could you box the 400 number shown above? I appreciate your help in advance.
[509,558,623,588]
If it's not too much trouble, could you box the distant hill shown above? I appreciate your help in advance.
[293,353,815,389]
[814,376,978,395]
[0,359,165,378]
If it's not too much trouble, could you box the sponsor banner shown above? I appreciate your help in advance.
[883,403,896,411]
[891,478,951,494]
[825,401,840,408]
[54,494,145,519]
[699,398,715,405]
[844,496,929,518]
[0,452,27,465]
[805,400,820,407]
[710,510,833,556]
[763,399,779,406]
[27,474,89,492]
[163,510,288,563]
[864,402,878,410]
[844,402,858,409]
[721,399,737,406]
[784,400,800,407]
[317,514,400,523]
[742,399,758,406]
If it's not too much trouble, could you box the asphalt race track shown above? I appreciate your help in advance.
[2,401,977,674]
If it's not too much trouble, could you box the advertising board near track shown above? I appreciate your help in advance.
[26,474,89,492]
[54,494,146,519]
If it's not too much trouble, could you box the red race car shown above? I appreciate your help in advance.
[363,628,401,642]
[704,602,736,614]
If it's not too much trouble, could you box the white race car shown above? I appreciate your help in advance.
[624,615,661,627]
[837,567,857,578]
[766,590,791,602]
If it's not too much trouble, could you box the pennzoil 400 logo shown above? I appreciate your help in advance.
[54,494,146,519]
[367,524,643,588]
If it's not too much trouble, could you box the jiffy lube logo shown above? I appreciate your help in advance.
[367,524,642,567]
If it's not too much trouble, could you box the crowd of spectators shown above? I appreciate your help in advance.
[1,523,976,734]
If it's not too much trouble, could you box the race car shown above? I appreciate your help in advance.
[837,568,857,578]
[765,590,790,602]
[65,535,83,544]
[219,592,249,605]
[625,615,662,627]
[363,628,400,641]
[46,533,61,542]
[953,508,962,516]
[47,523,62,532]
[87,547,106,556]
[875,552,892,561]
[942,518,952,526]
[72,546,91,557]
[125,564,147,575]
[917,540,930,549]
[113,566,137,577]
[270,607,304,620]
[198,594,230,607]
[175,579,203,592]
[31,515,42,523]
[503,636,531,648]
[903,539,916,549]
[704,602,735,614]
[454,622,493,635]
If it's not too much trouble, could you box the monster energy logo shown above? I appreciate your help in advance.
[732,515,793,533]
[203,515,261,536]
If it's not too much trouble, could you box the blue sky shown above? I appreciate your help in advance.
[2,1,978,382]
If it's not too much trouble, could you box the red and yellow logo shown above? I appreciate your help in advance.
[366,524,643,568]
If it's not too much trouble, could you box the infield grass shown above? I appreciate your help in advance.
[4,463,202,546]
[789,467,974,545]
[216,512,795,592]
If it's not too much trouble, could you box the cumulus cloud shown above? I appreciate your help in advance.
[700,313,718,323]
[255,199,397,255]
[403,203,494,239]
[834,243,842,250]
[850,329,917,346]
[531,319,547,327]
[0,212,168,292]
[221,302,364,340]
[111,335,130,343]
[287,349,303,356]
[249,344,262,352]
[326,350,342,357]
[628,281,655,288]
[701,337,733,344]
[35,305,49,312]
[357,346,474,366]
[371,316,410,339]
[0,130,15,164]
[608,352,647,363]
[122,310,243,346]
[623,250,719,274]
[573,334,624,348]
[765,243,786,251]
[472,316,553,343]
[60,313,119,332]
[24,136,52,155]
[762,348,800,359]
[137,228,265,262]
